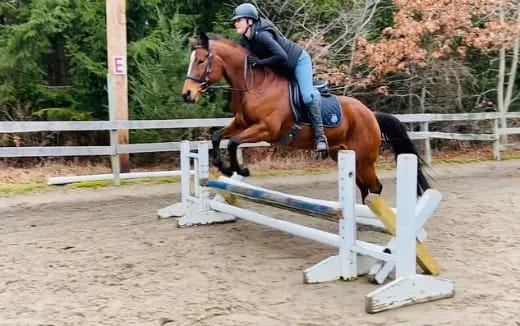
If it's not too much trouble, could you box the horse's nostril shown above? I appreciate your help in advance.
[182,90,191,102]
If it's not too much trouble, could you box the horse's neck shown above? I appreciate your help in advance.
[214,44,248,88]
[213,42,287,117]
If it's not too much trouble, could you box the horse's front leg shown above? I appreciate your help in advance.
[211,119,243,176]
[228,122,271,177]
[211,128,225,168]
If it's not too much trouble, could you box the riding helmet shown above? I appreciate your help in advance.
[231,3,259,21]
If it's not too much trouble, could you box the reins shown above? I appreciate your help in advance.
[206,55,256,92]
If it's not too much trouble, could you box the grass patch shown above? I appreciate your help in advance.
[503,153,520,160]
[376,162,394,170]
[71,180,113,188]
[0,183,50,196]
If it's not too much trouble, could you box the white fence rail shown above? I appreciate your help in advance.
[1,112,519,184]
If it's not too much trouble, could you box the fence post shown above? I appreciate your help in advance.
[197,142,210,210]
[179,141,191,208]
[106,0,130,173]
[107,75,121,186]
[421,121,432,165]
[493,114,501,161]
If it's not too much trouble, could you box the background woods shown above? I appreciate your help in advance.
[1,0,519,164]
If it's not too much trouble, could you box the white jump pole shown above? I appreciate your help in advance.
[47,170,188,185]
[210,201,341,247]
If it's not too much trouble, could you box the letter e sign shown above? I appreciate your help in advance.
[113,56,126,75]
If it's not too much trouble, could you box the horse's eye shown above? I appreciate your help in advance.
[198,60,205,65]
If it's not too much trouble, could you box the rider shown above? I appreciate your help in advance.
[231,3,328,154]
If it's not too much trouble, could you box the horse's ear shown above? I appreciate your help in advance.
[199,31,209,49]
[188,38,197,47]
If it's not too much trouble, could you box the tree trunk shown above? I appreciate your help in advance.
[496,7,520,144]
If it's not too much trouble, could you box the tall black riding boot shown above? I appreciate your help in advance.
[306,94,328,156]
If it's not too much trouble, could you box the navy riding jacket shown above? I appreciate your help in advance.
[240,18,303,77]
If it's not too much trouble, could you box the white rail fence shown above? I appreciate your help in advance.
[1,112,519,184]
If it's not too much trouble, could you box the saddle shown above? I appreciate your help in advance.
[277,79,342,146]
[288,79,342,127]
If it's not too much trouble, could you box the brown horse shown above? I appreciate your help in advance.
[182,33,429,202]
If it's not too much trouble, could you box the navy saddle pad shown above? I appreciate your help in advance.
[288,79,342,127]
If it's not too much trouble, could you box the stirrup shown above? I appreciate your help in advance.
[315,140,328,152]
[314,138,328,159]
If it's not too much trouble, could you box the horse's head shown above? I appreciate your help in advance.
[182,32,224,103]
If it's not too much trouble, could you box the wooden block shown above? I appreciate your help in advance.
[366,194,441,275]
[215,190,243,207]
[366,275,455,313]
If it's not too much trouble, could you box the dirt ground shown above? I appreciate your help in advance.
[0,159,519,326]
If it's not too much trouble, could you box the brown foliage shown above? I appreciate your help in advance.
[355,0,520,84]
[299,36,352,86]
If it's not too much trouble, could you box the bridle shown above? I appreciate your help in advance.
[186,45,213,92]
[186,45,260,93]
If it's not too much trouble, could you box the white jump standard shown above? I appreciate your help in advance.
[159,140,454,313]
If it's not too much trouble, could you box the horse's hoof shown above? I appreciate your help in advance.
[213,158,223,168]
[237,166,250,177]
[219,165,234,177]
[313,150,329,160]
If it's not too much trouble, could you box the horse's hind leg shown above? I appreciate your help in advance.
[330,145,382,203]
[356,178,370,204]
[330,145,369,201]
[331,145,369,202]
[357,163,383,203]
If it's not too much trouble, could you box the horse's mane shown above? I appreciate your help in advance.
[208,35,249,54]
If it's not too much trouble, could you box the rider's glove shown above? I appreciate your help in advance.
[247,55,261,67]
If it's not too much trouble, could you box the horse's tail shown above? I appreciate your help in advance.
[375,112,431,195]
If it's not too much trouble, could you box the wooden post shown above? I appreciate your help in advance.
[493,114,501,161]
[106,0,130,173]
[421,121,432,165]
[107,75,121,186]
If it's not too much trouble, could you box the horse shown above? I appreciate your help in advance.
[181,32,430,203]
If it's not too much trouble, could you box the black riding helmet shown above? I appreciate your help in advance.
[230,3,259,21]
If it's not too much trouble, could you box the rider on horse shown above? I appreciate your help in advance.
[231,3,328,155]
